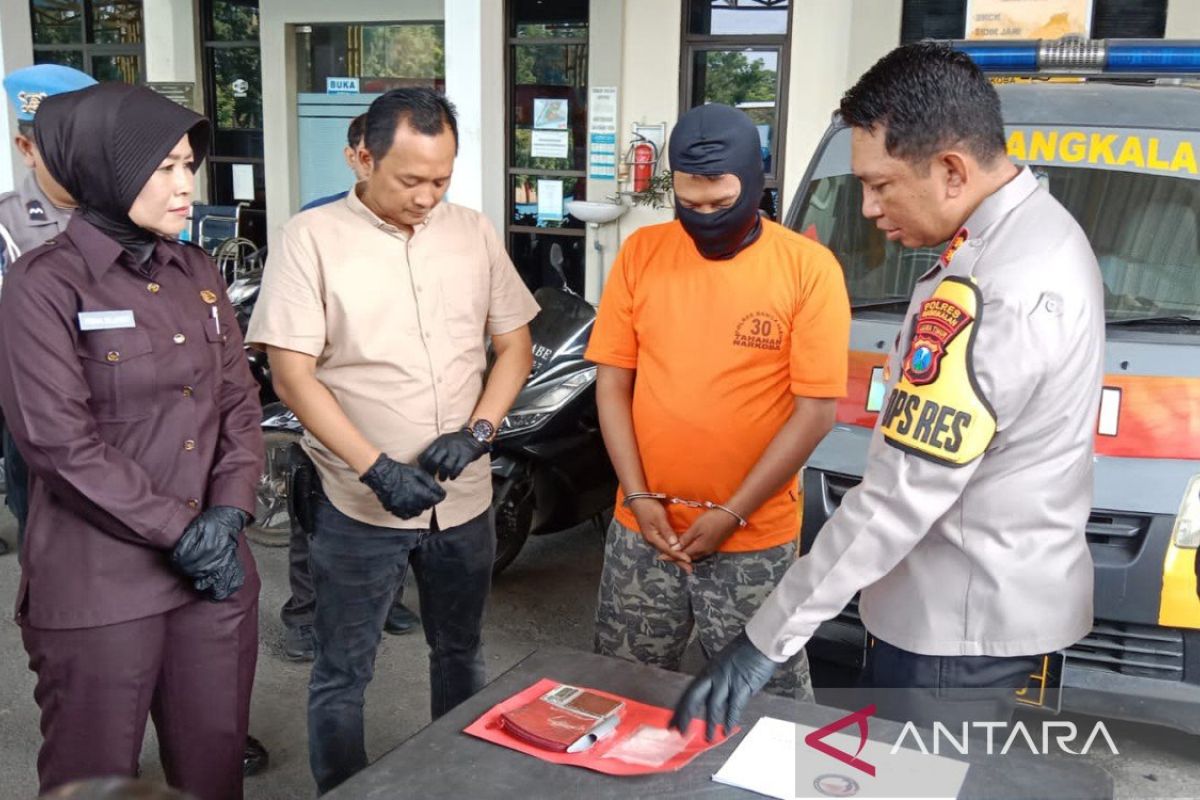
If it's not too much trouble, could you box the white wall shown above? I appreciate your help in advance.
[1166,0,1200,38]
[0,0,33,193]
[143,0,200,84]
[781,0,900,218]
[258,0,445,241]
[445,0,506,233]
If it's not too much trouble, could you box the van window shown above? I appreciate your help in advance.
[794,166,1200,324]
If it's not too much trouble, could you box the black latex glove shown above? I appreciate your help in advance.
[172,506,250,578]
[417,430,490,481]
[360,453,447,519]
[193,546,245,601]
[670,631,778,742]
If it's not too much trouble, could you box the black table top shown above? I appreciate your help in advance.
[326,646,1113,800]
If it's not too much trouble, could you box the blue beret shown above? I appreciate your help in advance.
[3,64,97,122]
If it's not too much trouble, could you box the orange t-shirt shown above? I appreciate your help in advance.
[585,219,851,552]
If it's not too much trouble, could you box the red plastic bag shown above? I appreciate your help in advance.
[463,678,736,776]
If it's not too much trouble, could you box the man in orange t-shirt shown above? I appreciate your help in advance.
[587,104,850,699]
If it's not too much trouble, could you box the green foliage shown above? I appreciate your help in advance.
[515,43,587,87]
[701,50,777,106]
[630,170,674,210]
[361,24,445,80]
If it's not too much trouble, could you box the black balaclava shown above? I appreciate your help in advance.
[668,103,765,260]
[34,82,210,262]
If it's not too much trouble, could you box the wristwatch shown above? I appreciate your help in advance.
[466,418,496,448]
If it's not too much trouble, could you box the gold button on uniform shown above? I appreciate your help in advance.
[105,351,120,362]
[182,385,194,398]
[187,498,200,510]
[183,439,196,451]
[147,282,160,294]
[173,333,186,345]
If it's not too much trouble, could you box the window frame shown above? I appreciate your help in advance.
[29,0,146,82]
[678,0,793,195]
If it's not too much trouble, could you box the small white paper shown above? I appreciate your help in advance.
[232,163,255,201]
[533,98,568,130]
[531,129,569,159]
[78,310,136,331]
[713,717,970,800]
[536,179,563,222]
[1098,387,1121,436]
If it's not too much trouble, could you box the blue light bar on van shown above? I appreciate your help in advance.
[952,39,1200,75]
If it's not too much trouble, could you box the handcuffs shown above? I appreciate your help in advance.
[621,491,749,528]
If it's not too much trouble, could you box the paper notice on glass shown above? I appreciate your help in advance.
[232,163,255,201]
[965,0,1092,39]
[588,86,618,181]
[537,179,564,223]
[531,130,569,159]
[534,98,569,130]
[713,717,970,800]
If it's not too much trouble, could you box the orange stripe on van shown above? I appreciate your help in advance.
[836,351,1200,460]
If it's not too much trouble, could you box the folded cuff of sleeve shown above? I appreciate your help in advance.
[745,592,801,664]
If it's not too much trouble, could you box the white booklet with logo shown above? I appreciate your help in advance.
[713,716,969,799]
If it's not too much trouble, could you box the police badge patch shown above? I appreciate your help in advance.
[902,297,972,386]
[881,276,997,467]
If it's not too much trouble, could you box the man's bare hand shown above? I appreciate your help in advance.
[677,509,740,561]
[628,498,691,569]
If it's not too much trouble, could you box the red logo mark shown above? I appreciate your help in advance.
[803,704,877,777]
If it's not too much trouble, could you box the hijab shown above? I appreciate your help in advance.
[34,82,210,261]
[668,103,766,260]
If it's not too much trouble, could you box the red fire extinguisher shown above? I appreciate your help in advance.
[632,138,657,193]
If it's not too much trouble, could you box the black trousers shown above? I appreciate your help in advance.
[280,445,406,630]
[860,636,1044,730]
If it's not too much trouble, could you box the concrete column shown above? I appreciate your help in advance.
[143,0,200,84]
[608,0,680,268]
[582,0,628,301]
[444,0,506,232]
[779,0,900,214]
[1166,0,1200,38]
[0,0,34,192]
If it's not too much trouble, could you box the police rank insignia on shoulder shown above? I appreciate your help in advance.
[26,200,46,221]
[881,276,997,467]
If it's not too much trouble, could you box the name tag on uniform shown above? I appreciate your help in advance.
[77,310,136,331]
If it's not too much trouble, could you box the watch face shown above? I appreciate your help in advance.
[472,419,496,440]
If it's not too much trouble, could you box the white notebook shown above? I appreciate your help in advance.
[713,716,970,799]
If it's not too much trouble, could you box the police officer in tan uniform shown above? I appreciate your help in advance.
[673,42,1105,738]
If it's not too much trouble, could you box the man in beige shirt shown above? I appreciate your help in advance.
[247,88,538,795]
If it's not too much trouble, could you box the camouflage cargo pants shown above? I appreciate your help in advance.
[593,519,814,701]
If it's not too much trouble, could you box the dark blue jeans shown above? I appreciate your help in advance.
[307,495,495,795]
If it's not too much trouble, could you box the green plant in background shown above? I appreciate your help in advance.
[630,170,674,209]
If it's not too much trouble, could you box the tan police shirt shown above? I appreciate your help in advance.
[247,186,540,530]
[747,167,1105,659]
[0,172,72,282]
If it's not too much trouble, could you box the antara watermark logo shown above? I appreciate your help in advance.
[803,704,1119,777]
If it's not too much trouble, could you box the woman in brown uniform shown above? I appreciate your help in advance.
[0,83,263,800]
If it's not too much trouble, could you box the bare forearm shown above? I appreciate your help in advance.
[596,366,650,495]
[726,398,836,519]
[472,341,532,427]
[274,370,380,476]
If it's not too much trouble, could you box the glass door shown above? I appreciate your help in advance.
[506,0,589,294]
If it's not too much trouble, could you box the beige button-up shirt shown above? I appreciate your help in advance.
[247,187,539,529]
[748,168,1105,659]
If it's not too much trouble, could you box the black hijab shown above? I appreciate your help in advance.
[669,103,766,260]
[34,82,210,260]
